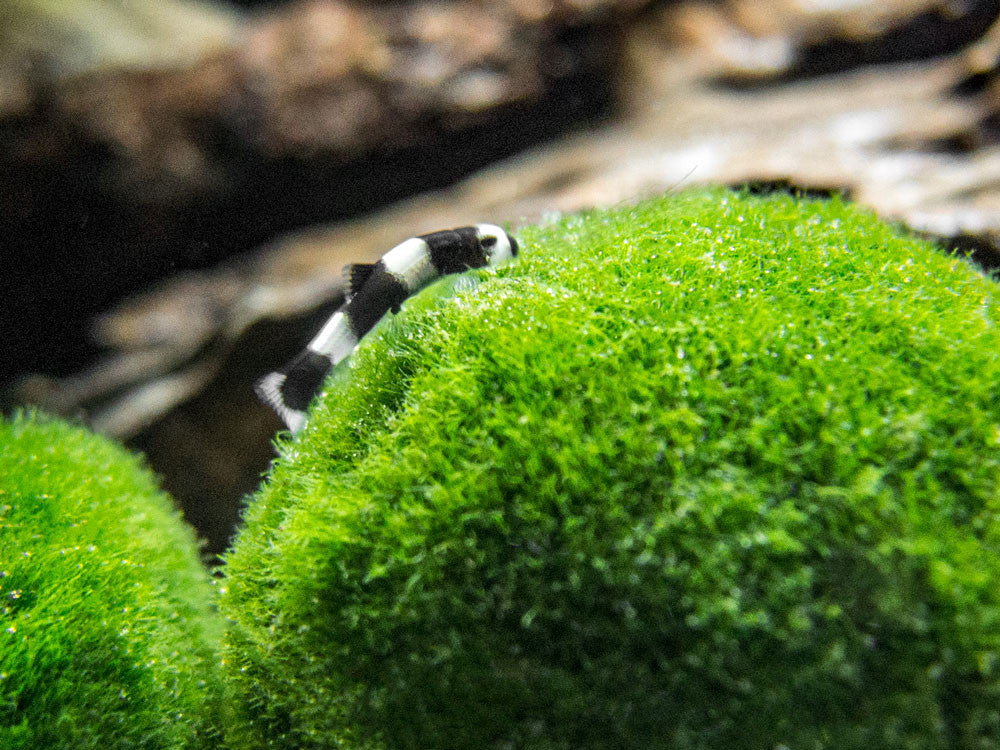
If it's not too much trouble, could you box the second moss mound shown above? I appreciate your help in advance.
[223,189,1000,749]
[1,412,225,749]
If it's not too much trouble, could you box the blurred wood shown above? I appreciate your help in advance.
[8,0,1000,555]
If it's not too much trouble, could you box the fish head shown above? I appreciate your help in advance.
[475,223,518,266]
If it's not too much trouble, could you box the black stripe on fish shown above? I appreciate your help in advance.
[255,223,518,433]
[276,349,333,411]
[422,226,486,274]
[344,265,410,338]
[346,262,379,298]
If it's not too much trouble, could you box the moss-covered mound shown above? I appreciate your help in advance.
[0,412,225,749]
[223,189,1000,749]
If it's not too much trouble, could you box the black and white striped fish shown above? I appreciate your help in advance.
[256,224,518,433]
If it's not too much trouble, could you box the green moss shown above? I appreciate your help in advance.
[0,411,225,749]
[222,189,1000,749]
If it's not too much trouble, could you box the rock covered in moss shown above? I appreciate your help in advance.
[222,189,1000,749]
[0,411,225,749]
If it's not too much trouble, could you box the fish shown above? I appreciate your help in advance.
[255,224,518,433]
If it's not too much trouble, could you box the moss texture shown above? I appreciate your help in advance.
[0,411,225,749]
[223,189,1000,749]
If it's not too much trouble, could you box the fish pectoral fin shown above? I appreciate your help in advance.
[344,262,379,298]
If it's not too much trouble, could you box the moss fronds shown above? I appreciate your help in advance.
[223,189,1000,749]
[0,411,225,750]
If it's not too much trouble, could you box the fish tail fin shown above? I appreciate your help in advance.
[256,348,332,433]
[254,370,308,434]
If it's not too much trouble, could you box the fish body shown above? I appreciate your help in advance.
[256,224,518,433]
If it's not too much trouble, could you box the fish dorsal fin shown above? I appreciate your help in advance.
[344,262,379,298]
